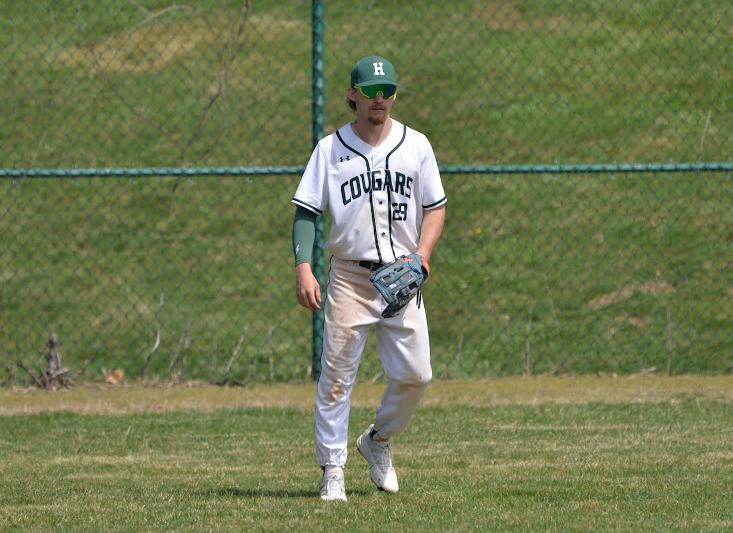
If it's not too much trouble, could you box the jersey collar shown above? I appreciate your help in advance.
[341,118,403,153]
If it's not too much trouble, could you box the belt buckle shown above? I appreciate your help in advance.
[359,260,382,271]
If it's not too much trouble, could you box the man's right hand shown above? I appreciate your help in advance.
[295,262,321,311]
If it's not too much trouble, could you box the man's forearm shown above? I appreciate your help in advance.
[292,206,317,266]
[417,205,445,262]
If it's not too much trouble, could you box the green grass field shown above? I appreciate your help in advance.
[1,1,731,167]
[2,6,731,529]
[1,2,732,382]
[2,172,732,382]
[1,377,732,531]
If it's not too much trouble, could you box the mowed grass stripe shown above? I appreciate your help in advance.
[0,383,731,531]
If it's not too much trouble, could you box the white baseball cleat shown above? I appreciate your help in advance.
[320,465,347,502]
[356,424,399,493]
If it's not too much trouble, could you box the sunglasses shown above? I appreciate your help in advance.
[355,84,397,99]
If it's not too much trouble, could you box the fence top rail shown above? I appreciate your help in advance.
[442,162,733,174]
[0,162,731,179]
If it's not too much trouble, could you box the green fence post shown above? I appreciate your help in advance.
[311,0,325,381]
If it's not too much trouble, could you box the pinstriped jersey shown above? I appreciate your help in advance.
[292,119,447,264]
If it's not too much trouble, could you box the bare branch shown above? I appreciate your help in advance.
[125,0,151,16]
[220,328,247,385]
[128,2,194,27]
[167,327,191,377]
[265,326,276,382]
[175,0,252,177]
[524,304,535,377]
[73,350,103,381]
[86,32,171,140]
[16,361,44,388]
[209,339,219,384]
[141,292,164,379]
[444,333,464,379]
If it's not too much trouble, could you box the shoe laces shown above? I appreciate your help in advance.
[322,471,345,497]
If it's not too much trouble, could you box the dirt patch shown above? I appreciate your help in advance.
[606,314,650,338]
[588,279,675,310]
[57,22,214,74]
[471,2,569,32]
[0,376,730,415]
[56,14,304,75]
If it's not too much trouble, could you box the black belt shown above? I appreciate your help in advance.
[358,260,384,271]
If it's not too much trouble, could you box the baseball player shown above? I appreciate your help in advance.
[291,55,446,502]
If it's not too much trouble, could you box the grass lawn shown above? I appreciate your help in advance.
[1,376,731,531]
[2,2,732,382]
[2,1,731,167]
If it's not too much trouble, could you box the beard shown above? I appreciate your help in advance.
[367,108,388,125]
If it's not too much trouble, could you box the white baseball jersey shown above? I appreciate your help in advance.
[293,119,446,263]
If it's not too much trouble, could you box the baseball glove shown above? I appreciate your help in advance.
[370,254,428,318]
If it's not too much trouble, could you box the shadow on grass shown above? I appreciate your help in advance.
[199,487,373,499]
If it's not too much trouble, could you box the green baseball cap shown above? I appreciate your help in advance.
[350,55,398,87]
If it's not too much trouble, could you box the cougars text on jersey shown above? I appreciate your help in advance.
[340,170,413,205]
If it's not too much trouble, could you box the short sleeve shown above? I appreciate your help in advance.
[419,136,447,210]
[292,144,328,215]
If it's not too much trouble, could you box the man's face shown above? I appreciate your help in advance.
[348,86,396,125]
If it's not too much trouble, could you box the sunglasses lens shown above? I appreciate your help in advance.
[358,84,397,99]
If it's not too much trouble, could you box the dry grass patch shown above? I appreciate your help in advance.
[471,1,570,32]
[0,375,730,415]
[56,14,304,74]
[588,278,675,310]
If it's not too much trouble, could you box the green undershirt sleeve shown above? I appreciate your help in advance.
[292,205,317,266]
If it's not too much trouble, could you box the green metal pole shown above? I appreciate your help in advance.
[311,0,325,381]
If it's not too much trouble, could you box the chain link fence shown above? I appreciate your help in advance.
[2,171,731,384]
[3,1,731,167]
[1,176,312,384]
[2,1,732,384]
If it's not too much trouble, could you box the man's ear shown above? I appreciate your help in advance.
[347,87,358,104]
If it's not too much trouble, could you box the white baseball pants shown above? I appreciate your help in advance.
[315,256,432,467]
